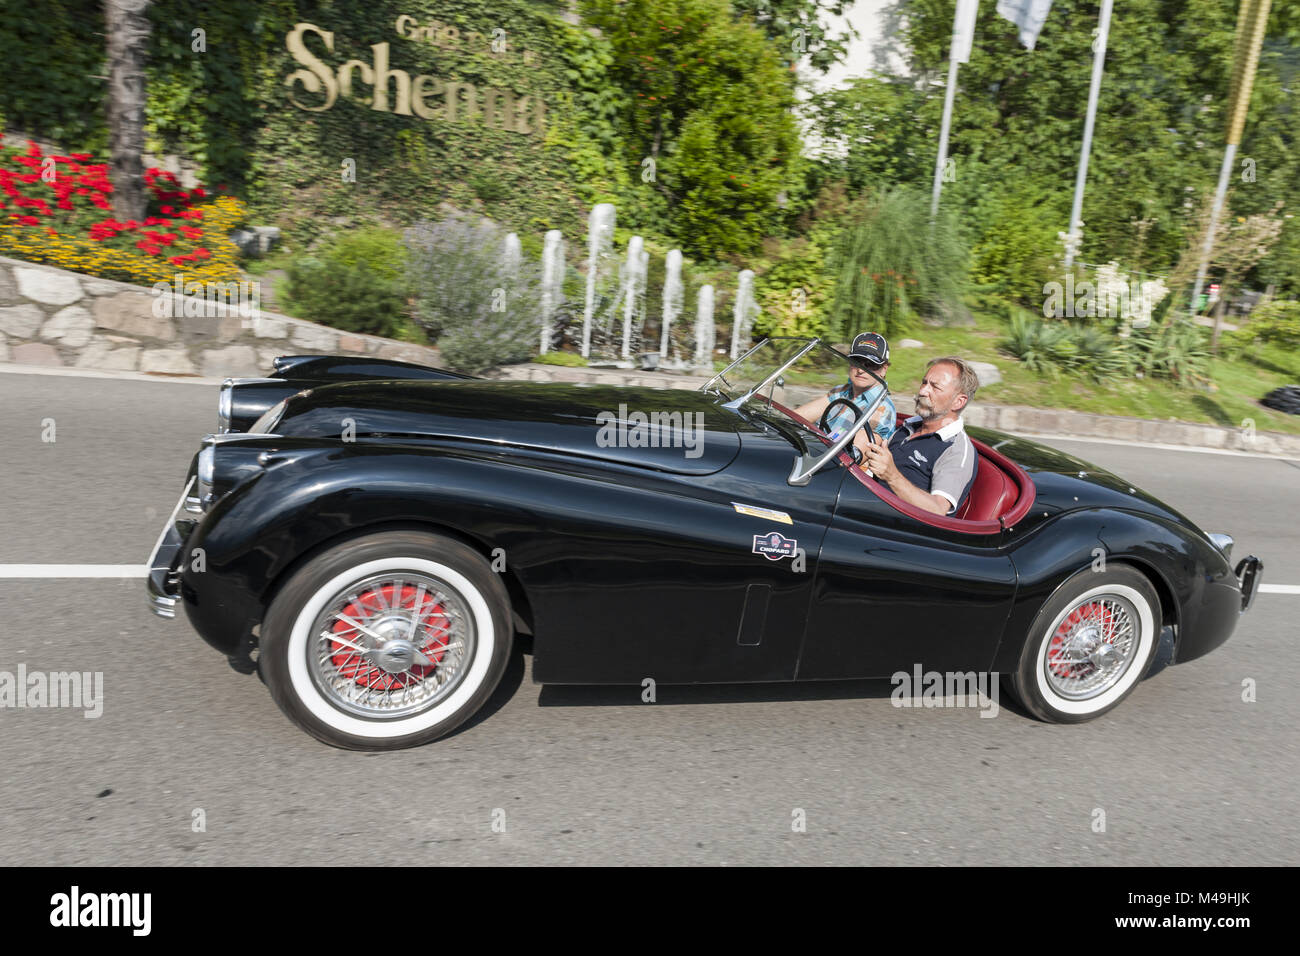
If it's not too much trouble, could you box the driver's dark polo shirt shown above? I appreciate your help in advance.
[887,415,978,515]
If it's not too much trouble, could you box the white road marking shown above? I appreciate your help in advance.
[1260,584,1300,594]
[0,564,147,577]
[1019,431,1300,463]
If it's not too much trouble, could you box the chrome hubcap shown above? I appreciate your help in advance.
[1044,594,1139,700]
[306,572,475,720]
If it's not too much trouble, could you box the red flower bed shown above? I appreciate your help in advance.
[0,140,215,260]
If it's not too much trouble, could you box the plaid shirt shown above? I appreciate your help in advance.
[824,382,897,442]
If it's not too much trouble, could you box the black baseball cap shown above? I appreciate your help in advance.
[849,332,889,365]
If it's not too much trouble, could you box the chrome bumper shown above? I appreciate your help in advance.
[146,476,196,619]
[1235,555,1263,613]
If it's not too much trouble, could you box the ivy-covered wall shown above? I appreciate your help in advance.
[1,0,619,246]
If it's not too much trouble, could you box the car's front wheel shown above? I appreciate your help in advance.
[260,531,513,750]
[1009,565,1161,723]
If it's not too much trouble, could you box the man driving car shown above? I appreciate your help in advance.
[861,356,980,517]
[794,332,897,455]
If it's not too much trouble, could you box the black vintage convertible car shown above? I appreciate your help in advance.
[146,339,1262,750]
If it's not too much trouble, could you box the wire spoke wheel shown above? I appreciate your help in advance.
[306,571,476,720]
[1043,594,1139,700]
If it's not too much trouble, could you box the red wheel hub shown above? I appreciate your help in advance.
[1047,600,1113,678]
[329,583,452,690]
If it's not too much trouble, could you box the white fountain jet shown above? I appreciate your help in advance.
[581,203,615,358]
[621,235,645,359]
[502,232,522,277]
[659,249,683,358]
[694,284,715,369]
[539,229,565,354]
[730,269,757,360]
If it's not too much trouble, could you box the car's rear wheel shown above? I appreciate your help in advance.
[1009,565,1160,723]
[260,531,512,750]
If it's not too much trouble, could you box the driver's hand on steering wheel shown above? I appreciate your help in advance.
[851,427,874,462]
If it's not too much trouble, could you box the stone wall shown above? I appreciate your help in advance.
[0,256,442,377]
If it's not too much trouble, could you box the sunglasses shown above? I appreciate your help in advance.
[850,358,884,371]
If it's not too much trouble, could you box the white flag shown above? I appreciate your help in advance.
[997,0,1053,50]
[952,0,979,64]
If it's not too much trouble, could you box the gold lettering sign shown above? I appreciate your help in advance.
[284,22,546,136]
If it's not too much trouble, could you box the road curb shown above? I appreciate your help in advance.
[4,356,1298,459]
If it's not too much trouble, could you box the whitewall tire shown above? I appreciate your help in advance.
[1010,565,1161,723]
[260,531,513,750]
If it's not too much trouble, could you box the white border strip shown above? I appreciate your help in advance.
[1017,430,1300,463]
[0,564,147,577]
[1260,584,1300,594]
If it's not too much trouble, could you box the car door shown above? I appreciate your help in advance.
[526,425,845,686]
[796,468,1019,680]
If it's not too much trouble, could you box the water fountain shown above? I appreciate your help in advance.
[581,203,615,358]
[730,269,757,359]
[620,235,645,359]
[538,229,565,354]
[502,232,522,277]
[659,249,683,358]
[694,284,715,369]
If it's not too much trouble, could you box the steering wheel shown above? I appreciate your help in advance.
[819,397,861,435]
[817,367,892,464]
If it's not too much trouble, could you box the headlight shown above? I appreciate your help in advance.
[1208,533,1234,561]
[250,399,287,435]
[218,379,234,433]
[196,442,216,505]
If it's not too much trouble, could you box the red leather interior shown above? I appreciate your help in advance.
[766,400,1037,535]
[954,455,1016,522]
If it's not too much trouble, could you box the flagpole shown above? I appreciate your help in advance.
[1063,0,1112,271]
[931,0,977,221]
[930,54,961,221]
[1189,0,1271,317]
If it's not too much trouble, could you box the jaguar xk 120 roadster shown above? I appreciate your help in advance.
[146,339,1262,750]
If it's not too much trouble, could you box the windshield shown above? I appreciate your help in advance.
[701,337,867,434]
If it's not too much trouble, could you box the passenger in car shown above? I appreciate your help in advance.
[860,356,980,517]
[794,332,897,456]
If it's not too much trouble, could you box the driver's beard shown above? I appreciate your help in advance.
[916,397,954,423]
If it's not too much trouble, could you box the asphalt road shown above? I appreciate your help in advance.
[0,368,1296,866]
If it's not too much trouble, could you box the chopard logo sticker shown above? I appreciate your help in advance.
[753,531,798,561]
[733,502,793,525]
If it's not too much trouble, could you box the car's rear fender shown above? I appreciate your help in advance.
[991,509,1204,675]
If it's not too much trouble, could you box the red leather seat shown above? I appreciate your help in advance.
[955,453,1016,522]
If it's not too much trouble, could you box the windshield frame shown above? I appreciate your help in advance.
[702,337,893,486]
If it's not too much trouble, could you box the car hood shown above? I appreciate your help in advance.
[273,379,744,476]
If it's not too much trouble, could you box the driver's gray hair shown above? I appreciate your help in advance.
[926,356,980,401]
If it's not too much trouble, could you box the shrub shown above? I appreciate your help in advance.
[404,215,542,373]
[1001,309,1129,382]
[1224,299,1300,352]
[1120,319,1210,385]
[754,241,832,340]
[282,227,409,338]
[827,186,968,340]
[534,350,589,367]
[969,188,1064,307]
